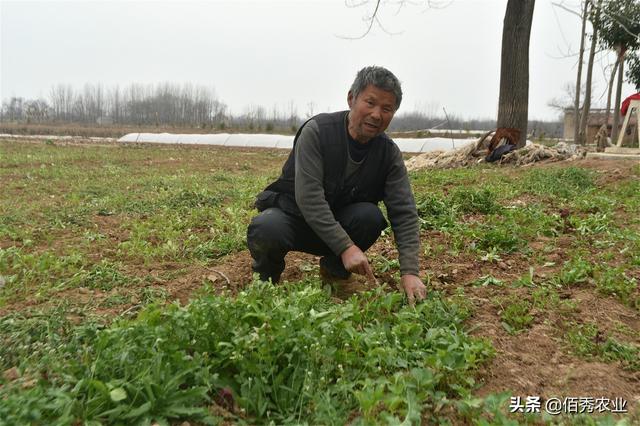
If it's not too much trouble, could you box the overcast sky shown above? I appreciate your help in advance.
[0,0,634,121]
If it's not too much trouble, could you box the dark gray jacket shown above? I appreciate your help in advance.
[260,111,420,276]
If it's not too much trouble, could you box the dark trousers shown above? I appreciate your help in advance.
[246,202,387,283]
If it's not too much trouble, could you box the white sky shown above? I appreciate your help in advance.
[0,0,634,121]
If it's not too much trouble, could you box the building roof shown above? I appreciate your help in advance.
[564,108,637,126]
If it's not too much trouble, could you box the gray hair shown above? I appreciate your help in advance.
[349,66,402,110]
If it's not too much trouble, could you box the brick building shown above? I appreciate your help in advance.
[563,108,638,145]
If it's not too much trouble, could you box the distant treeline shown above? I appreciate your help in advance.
[0,82,563,137]
[2,83,227,127]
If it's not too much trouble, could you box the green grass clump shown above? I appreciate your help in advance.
[570,212,613,235]
[612,178,640,210]
[67,260,138,291]
[0,280,493,425]
[124,187,223,214]
[450,187,501,215]
[416,187,500,231]
[415,193,456,231]
[523,167,595,199]
[506,203,564,239]
[0,247,86,304]
[0,307,91,372]
[471,275,504,287]
[594,267,638,308]
[552,257,594,287]
[49,209,90,229]
[416,190,524,255]
[0,248,135,301]
[565,322,640,371]
[497,296,534,334]
[164,188,222,210]
[469,222,524,253]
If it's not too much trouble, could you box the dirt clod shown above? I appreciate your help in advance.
[3,367,19,382]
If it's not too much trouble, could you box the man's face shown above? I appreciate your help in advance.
[347,84,397,144]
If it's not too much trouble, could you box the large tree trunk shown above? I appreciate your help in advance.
[578,0,601,146]
[497,0,536,148]
[604,56,621,127]
[573,0,589,144]
[611,47,626,144]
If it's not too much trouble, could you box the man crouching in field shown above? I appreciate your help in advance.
[246,66,426,304]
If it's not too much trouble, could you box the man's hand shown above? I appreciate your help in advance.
[340,245,377,284]
[401,274,426,306]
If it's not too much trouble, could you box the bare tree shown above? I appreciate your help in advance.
[573,1,589,143]
[25,99,49,122]
[342,0,452,39]
[49,84,75,121]
[3,97,24,121]
[578,0,603,145]
[496,0,536,148]
[611,47,626,142]
[548,82,585,115]
[604,56,622,126]
[305,101,316,119]
[288,100,299,128]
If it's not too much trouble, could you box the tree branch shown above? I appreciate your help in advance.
[339,0,382,40]
[339,0,442,40]
[552,1,584,19]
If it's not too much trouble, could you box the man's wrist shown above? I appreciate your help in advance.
[337,241,354,257]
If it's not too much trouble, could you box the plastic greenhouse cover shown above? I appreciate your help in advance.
[118,133,476,153]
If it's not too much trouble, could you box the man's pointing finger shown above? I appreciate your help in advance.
[365,264,378,285]
[406,289,415,307]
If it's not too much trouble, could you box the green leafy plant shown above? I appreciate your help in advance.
[472,275,504,287]
[415,193,456,231]
[552,257,594,287]
[67,260,136,291]
[565,322,640,371]
[523,167,595,199]
[496,296,534,334]
[450,187,501,215]
[0,280,494,424]
[594,267,639,309]
[470,223,524,253]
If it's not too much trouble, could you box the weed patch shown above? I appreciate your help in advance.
[552,257,594,287]
[67,260,138,291]
[415,193,457,231]
[570,212,613,235]
[450,187,501,214]
[469,222,524,253]
[0,281,493,424]
[565,322,640,371]
[0,247,86,303]
[594,267,638,309]
[496,295,534,334]
[523,167,595,199]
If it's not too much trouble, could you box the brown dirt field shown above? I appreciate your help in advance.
[2,150,639,416]
[468,282,640,402]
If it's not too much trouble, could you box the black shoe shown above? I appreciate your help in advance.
[319,256,351,280]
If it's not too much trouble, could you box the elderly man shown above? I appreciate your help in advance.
[247,66,426,304]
